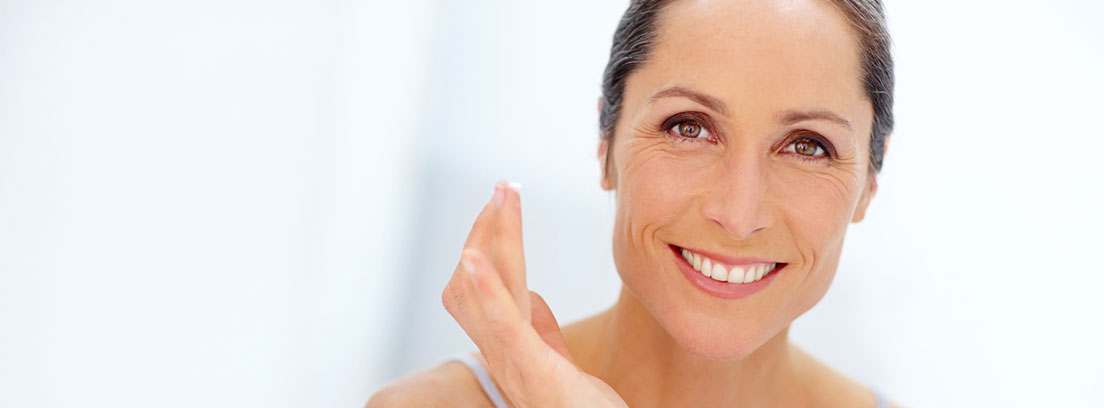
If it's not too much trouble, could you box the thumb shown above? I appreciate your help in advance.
[528,291,578,367]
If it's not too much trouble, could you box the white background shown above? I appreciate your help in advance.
[1,0,1102,407]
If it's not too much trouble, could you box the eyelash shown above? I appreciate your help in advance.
[662,113,717,144]
[661,114,835,161]
[783,133,834,161]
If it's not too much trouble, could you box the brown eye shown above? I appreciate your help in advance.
[668,119,710,140]
[794,139,818,156]
[785,136,828,159]
[678,122,701,138]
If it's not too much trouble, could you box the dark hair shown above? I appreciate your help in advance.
[599,0,895,174]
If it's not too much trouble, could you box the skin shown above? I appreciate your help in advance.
[369,0,894,406]
[601,0,872,367]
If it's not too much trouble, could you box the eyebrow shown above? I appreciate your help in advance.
[648,86,854,134]
[648,86,731,117]
[777,109,853,134]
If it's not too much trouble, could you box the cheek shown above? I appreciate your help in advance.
[609,139,707,297]
[769,164,862,304]
[771,160,864,236]
[612,139,705,242]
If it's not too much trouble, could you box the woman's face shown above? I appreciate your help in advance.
[605,0,879,360]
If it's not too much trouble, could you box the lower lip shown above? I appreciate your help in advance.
[670,245,784,300]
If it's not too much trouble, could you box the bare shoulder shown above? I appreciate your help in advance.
[791,345,902,408]
[366,353,496,408]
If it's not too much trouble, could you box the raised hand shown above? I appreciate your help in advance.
[441,181,627,408]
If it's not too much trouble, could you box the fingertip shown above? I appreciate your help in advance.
[528,290,546,305]
[491,182,506,208]
[461,249,501,296]
[492,180,522,208]
[460,248,485,273]
[504,181,523,211]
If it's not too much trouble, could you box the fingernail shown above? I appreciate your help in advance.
[492,183,505,207]
[507,181,522,192]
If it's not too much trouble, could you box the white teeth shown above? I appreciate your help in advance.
[679,248,779,285]
[743,266,756,283]
[727,266,744,283]
[710,263,727,281]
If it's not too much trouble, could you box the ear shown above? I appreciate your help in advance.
[598,139,614,191]
[597,97,616,191]
[852,135,890,223]
[851,174,877,223]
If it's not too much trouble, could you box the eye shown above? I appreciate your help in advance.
[783,136,830,159]
[667,119,712,141]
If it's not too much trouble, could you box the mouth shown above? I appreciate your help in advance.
[668,244,787,300]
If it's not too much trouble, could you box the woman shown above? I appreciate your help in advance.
[371,0,896,406]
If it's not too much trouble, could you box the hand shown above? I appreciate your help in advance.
[442,181,628,408]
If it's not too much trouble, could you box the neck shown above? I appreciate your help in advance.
[564,285,803,407]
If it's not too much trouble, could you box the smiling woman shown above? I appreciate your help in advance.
[369,0,896,406]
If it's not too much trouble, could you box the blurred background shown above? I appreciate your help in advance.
[1,0,1102,406]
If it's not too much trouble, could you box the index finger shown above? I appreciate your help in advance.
[491,181,530,322]
[452,181,530,320]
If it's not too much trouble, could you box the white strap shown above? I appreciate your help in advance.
[449,353,508,408]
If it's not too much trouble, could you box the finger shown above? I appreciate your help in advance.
[442,254,487,333]
[444,183,509,334]
[462,251,601,406]
[461,248,528,347]
[528,291,578,367]
[461,183,505,252]
[461,249,551,374]
[457,181,523,316]
[492,180,531,322]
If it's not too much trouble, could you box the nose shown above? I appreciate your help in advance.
[700,155,775,240]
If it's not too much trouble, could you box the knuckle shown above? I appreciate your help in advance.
[440,287,454,313]
[441,277,466,315]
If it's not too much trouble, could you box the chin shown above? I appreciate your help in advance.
[663,309,786,361]
[621,276,789,361]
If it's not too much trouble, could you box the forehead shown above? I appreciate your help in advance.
[624,0,872,132]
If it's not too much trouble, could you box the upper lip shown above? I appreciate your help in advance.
[671,244,782,266]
